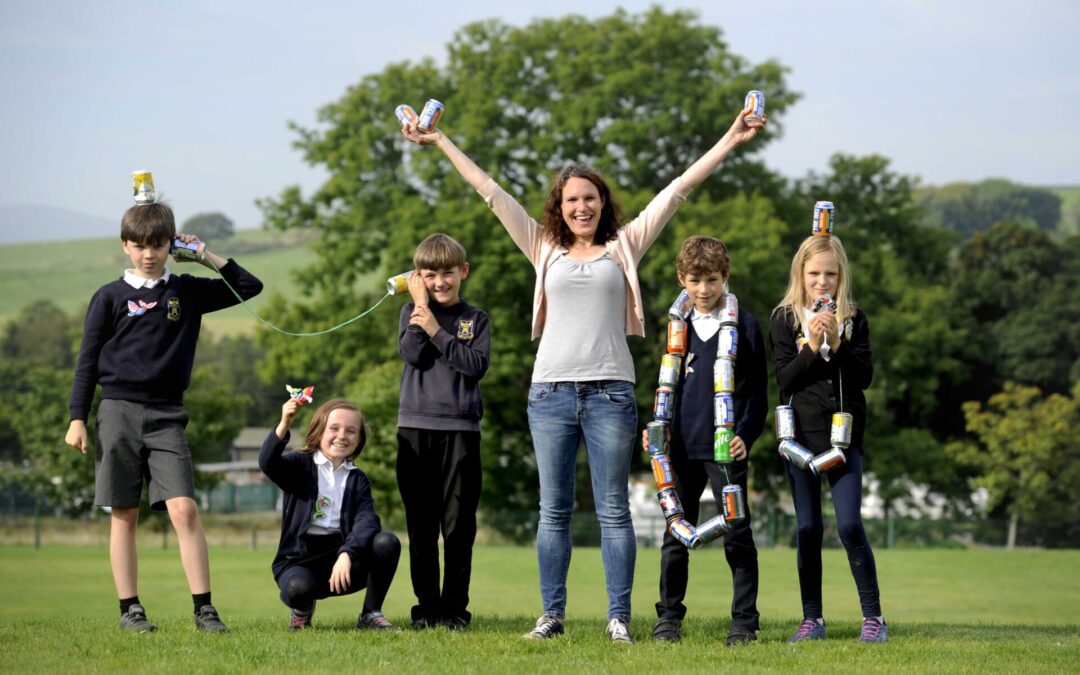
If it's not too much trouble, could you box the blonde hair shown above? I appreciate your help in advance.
[772,235,856,335]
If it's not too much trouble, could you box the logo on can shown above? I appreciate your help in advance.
[667,320,688,355]
[646,420,669,456]
[170,237,205,261]
[718,326,739,359]
[653,386,675,422]
[669,518,701,549]
[713,427,734,463]
[668,289,689,320]
[132,170,155,205]
[395,104,418,127]
[830,412,853,448]
[812,201,834,236]
[658,354,683,388]
[713,393,735,428]
[779,439,815,470]
[651,455,675,490]
[713,358,735,393]
[386,271,413,295]
[775,405,797,440]
[744,90,765,124]
[720,293,739,326]
[810,447,847,475]
[696,514,730,544]
[722,484,746,523]
[657,487,684,522]
[417,99,444,133]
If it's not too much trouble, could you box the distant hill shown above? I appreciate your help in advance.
[0,204,118,244]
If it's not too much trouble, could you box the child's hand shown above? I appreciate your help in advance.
[730,435,748,461]
[65,420,88,455]
[407,271,428,307]
[275,399,301,440]
[329,552,352,594]
[641,428,650,454]
[400,120,443,146]
[409,304,439,337]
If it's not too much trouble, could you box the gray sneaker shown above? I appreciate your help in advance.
[119,604,157,633]
[606,618,634,644]
[194,604,230,633]
[358,610,401,632]
[858,617,888,643]
[788,618,826,643]
[523,614,564,639]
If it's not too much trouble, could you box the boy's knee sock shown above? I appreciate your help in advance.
[193,592,212,612]
[120,595,140,615]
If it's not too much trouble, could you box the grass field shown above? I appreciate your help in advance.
[1,545,1077,673]
[0,229,323,336]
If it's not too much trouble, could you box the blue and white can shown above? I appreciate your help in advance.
[714,393,735,427]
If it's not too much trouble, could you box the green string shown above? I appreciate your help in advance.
[211,262,393,337]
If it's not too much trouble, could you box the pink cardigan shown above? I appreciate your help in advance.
[477,176,692,339]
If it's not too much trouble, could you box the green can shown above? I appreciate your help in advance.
[713,427,734,463]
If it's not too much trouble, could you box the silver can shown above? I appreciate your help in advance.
[668,289,689,320]
[779,439,815,470]
[417,98,444,133]
[657,487,684,523]
[646,420,670,457]
[669,518,702,549]
[658,353,683,388]
[830,412,854,448]
[394,104,418,127]
[809,447,847,475]
[718,326,739,359]
[696,514,730,544]
[722,484,746,523]
[775,405,797,440]
[714,358,735,393]
[812,200,835,236]
[744,90,765,125]
[720,292,739,326]
[713,393,735,428]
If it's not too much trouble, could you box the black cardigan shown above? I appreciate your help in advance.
[769,307,873,453]
[259,429,382,579]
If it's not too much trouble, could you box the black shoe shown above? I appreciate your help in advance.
[194,604,230,633]
[411,616,436,630]
[726,627,757,646]
[443,615,469,632]
[652,617,682,642]
[119,604,157,633]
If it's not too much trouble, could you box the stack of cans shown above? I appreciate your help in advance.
[713,290,747,525]
[651,293,688,546]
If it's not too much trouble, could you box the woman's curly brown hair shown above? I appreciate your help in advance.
[540,164,625,249]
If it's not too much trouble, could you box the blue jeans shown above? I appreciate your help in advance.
[527,380,638,621]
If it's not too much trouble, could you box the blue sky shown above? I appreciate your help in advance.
[1,1,1077,231]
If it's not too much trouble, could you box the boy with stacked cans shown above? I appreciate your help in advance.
[648,236,767,645]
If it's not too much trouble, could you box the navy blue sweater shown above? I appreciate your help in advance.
[259,429,383,580]
[672,307,768,461]
[68,260,263,421]
[397,299,490,431]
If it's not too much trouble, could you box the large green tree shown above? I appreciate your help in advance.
[917,179,1062,238]
[256,8,795,532]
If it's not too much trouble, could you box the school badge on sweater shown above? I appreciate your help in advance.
[456,320,474,340]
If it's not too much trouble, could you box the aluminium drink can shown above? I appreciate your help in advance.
[653,386,676,422]
[778,439,814,470]
[417,99,444,132]
[714,392,735,428]
[667,320,688,355]
[775,405,797,440]
[830,412,854,448]
[669,517,702,549]
[646,420,670,457]
[651,455,675,490]
[743,90,765,125]
[713,427,734,463]
[812,293,837,314]
[668,289,689,320]
[386,271,412,295]
[720,292,739,326]
[718,326,739,359]
[696,514,730,544]
[170,237,205,261]
[132,170,156,204]
[812,201,835,236]
[810,446,847,475]
[713,357,735,393]
[657,487,685,523]
[722,484,747,523]
[395,104,418,127]
[658,353,683,388]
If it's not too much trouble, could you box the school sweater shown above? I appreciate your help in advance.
[259,429,382,580]
[397,299,490,431]
[672,307,768,461]
[769,307,873,453]
[68,260,263,421]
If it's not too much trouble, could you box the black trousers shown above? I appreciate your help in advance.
[277,531,400,614]
[656,456,760,631]
[396,427,482,623]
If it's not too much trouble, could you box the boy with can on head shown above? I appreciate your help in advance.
[64,200,263,633]
[647,235,767,645]
[396,233,490,630]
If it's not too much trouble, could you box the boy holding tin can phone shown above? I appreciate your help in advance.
[64,173,263,634]
[645,236,768,645]
[395,233,490,631]
[769,222,887,643]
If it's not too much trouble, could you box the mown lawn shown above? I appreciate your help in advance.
[1,545,1076,672]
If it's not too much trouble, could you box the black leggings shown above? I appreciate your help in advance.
[277,531,400,614]
[786,447,881,619]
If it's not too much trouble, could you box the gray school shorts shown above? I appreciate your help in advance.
[94,399,196,511]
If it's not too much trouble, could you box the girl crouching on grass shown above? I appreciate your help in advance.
[259,397,401,631]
